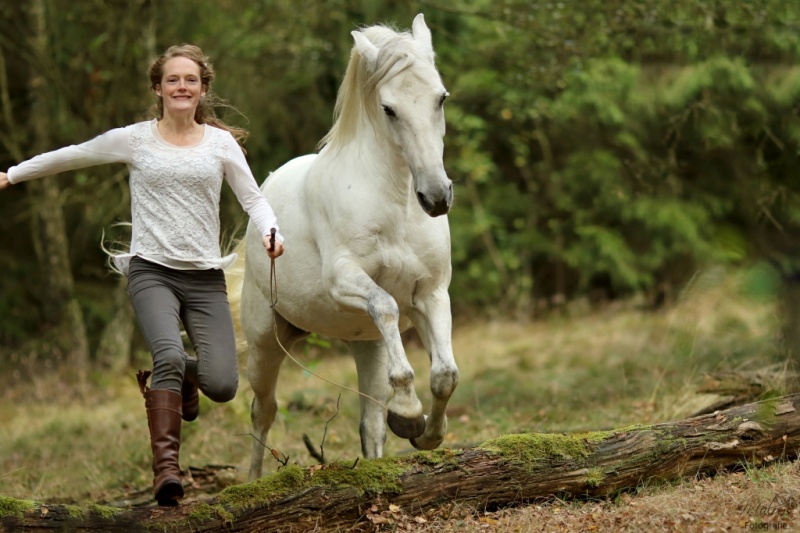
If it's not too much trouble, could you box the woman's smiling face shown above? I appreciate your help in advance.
[156,56,205,119]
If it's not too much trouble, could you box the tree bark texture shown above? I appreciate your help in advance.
[779,276,800,367]
[26,0,89,382]
[96,277,135,372]
[3,394,800,532]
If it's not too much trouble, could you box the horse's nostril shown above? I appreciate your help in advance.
[416,189,451,217]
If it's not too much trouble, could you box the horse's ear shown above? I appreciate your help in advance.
[412,13,433,56]
[352,30,379,69]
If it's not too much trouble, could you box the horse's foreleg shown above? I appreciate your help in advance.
[329,263,425,439]
[408,287,458,450]
[351,340,392,458]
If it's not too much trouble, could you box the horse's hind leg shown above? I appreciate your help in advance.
[350,340,392,458]
[408,287,459,450]
[243,279,307,480]
[246,344,282,481]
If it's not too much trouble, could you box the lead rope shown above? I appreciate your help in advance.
[267,230,388,411]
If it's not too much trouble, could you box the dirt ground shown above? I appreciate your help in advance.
[349,462,800,532]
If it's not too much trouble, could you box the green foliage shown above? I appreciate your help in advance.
[0,496,36,519]
[2,0,800,347]
[479,431,612,467]
[437,0,800,313]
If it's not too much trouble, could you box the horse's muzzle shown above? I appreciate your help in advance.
[417,182,453,217]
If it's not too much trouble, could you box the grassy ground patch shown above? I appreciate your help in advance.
[0,266,796,531]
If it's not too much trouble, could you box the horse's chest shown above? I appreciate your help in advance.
[364,245,435,298]
[372,258,421,292]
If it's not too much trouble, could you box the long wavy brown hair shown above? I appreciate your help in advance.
[147,44,249,147]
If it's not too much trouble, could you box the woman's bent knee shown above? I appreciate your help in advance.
[151,348,187,392]
[201,378,238,403]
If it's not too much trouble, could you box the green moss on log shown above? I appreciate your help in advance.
[308,457,406,495]
[215,456,409,525]
[218,463,307,510]
[187,502,215,522]
[411,448,463,467]
[586,467,605,488]
[87,503,123,519]
[0,496,36,519]
[478,431,613,469]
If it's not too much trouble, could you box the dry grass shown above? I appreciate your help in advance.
[1,265,799,530]
[386,462,800,532]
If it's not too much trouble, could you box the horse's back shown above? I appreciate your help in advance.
[255,153,317,263]
[261,153,317,194]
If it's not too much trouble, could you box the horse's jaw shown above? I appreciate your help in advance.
[379,143,453,217]
[395,130,452,217]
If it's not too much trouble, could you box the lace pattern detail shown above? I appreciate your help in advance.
[128,122,228,262]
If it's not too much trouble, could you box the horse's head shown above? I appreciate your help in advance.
[352,14,453,217]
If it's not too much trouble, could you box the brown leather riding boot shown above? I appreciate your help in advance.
[182,358,199,422]
[181,378,199,422]
[138,371,184,506]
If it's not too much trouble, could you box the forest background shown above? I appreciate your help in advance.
[0,0,799,381]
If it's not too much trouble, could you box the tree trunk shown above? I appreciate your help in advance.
[95,277,135,372]
[3,394,800,532]
[90,0,157,370]
[26,0,89,384]
[779,275,800,369]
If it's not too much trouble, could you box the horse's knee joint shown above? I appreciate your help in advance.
[367,292,399,322]
[251,395,278,423]
[431,367,459,399]
[389,369,416,389]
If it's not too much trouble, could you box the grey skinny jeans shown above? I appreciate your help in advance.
[127,256,238,402]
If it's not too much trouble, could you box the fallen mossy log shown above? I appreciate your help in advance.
[3,394,800,532]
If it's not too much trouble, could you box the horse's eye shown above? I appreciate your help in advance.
[382,105,397,118]
[439,92,449,109]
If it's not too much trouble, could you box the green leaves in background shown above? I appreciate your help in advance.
[1,0,800,346]
[438,0,800,313]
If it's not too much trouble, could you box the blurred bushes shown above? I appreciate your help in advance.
[1,0,799,351]
[440,0,800,315]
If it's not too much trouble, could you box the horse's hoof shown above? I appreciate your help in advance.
[387,411,426,439]
[409,435,443,451]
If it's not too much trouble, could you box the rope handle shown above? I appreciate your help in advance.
[269,228,278,308]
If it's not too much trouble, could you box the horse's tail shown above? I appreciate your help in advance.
[225,236,250,355]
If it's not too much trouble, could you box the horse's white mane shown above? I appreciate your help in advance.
[318,24,435,152]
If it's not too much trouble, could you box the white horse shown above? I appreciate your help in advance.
[233,14,457,480]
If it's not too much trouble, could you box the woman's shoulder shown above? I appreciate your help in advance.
[124,120,167,155]
[132,119,156,128]
[93,120,148,139]
[206,124,237,142]
[125,119,156,139]
[206,125,244,155]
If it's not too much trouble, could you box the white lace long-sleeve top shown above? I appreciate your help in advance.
[7,119,281,275]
